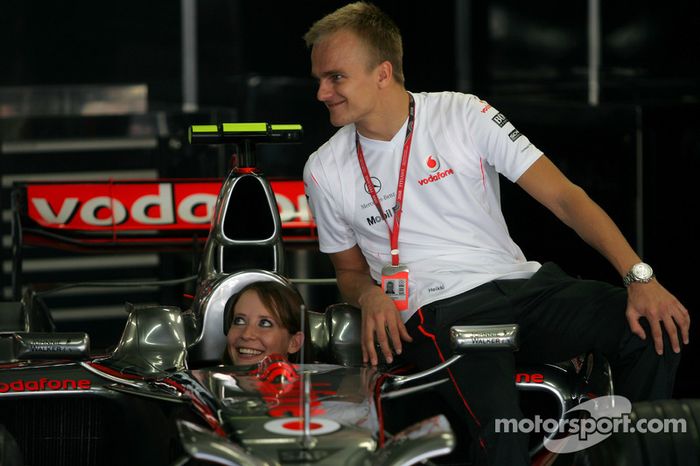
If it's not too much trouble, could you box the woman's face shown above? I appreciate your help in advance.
[225,290,303,365]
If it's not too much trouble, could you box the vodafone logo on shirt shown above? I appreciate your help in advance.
[418,169,454,186]
[424,155,441,173]
[418,154,454,186]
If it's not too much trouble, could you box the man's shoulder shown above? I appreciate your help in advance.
[324,124,355,151]
[306,125,354,166]
[304,125,355,175]
[414,90,481,108]
[412,91,485,141]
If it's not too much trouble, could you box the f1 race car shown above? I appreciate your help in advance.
[1,123,697,466]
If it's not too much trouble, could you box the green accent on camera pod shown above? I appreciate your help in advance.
[270,124,303,131]
[191,125,219,133]
[188,124,219,144]
[222,123,268,133]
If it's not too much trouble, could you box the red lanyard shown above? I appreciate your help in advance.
[356,94,415,266]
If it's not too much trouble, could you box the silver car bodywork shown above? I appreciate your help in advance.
[0,123,611,465]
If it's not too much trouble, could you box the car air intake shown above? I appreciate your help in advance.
[0,396,108,466]
[0,393,177,466]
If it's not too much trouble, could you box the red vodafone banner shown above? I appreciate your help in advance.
[270,180,314,229]
[24,179,315,236]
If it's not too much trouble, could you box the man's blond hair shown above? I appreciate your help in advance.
[304,2,405,86]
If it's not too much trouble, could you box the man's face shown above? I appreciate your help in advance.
[311,29,381,128]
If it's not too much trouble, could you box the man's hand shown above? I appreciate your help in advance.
[625,280,690,355]
[359,287,413,366]
[329,246,414,366]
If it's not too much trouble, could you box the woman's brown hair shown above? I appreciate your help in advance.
[222,281,313,364]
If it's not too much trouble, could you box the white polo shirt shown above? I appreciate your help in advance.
[304,91,544,322]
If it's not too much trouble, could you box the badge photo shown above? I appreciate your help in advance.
[381,264,409,311]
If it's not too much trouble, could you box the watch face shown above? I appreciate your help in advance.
[632,263,653,280]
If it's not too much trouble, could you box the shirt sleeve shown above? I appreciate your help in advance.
[303,153,357,254]
[460,95,543,182]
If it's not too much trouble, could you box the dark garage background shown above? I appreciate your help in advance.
[1,0,698,397]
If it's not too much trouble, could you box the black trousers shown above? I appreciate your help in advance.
[402,262,681,466]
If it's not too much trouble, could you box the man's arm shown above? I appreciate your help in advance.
[329,245,412,365]
[516,155,690,354]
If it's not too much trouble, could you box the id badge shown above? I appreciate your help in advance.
[381,264,409,311]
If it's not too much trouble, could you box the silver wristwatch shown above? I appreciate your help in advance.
[623,262,655,287]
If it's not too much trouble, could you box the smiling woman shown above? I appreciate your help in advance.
[221,281,312,365]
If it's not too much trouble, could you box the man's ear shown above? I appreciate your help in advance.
[376,60,394,88]
[287,331,304,355]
